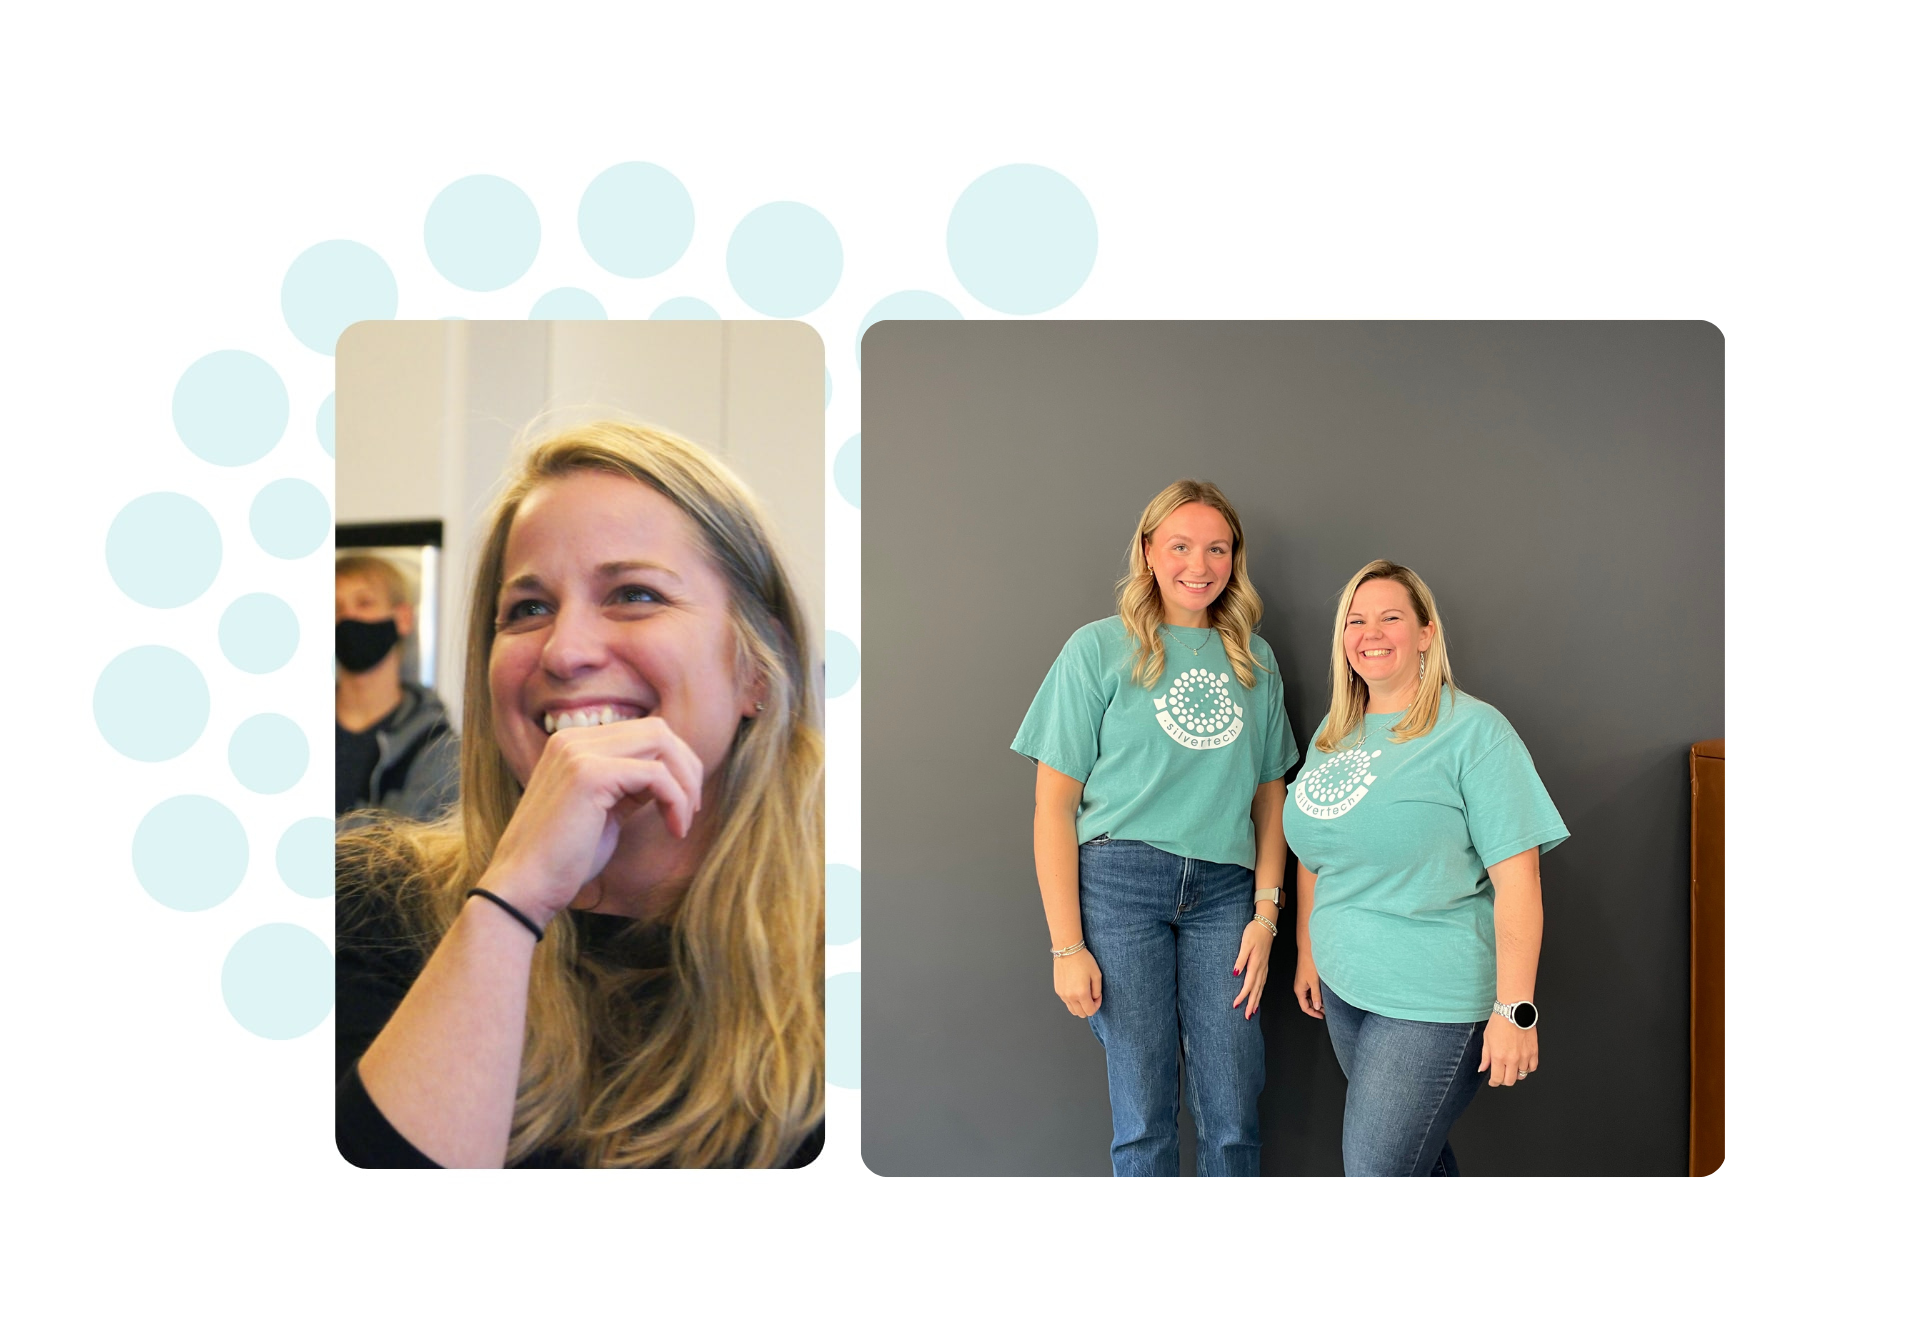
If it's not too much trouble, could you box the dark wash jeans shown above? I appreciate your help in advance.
[1079,837,1264,1176]
[1321,981,1486,1176]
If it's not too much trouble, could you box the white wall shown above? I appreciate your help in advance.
[335,321,825,726]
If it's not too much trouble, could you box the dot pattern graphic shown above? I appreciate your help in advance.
[172,351,288,466]
[281,240,399,355]
[834,433,860,508]
[99,161,1096,1068]
[727,201,843,317]
[947,164,1098,314]
[219,593,300,674]
[249,478,330,559]
[529,287,607,320]
[425,174,541,291]
[578,162,695,278]
[133,796,248,913]
[1167,669,1234,733]
[107,493,221,608]
[222,924,333,1039]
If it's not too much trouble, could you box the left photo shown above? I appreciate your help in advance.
[333,320,825,1168]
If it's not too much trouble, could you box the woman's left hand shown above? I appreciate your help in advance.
[1479,1014,1540,1087]
[1230,921,1274,1020]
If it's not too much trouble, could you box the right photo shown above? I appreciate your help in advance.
[861,321,1723,1176]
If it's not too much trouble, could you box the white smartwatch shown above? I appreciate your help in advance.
[1491,999,1539,1029]
[1254,887,1283,909]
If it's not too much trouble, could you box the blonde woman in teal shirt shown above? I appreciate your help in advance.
[1013,480,1298,1175]
[1285,560,1568,1176]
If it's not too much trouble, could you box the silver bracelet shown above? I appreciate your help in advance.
[1051,939,1087,958]
[1249,914,1278,938]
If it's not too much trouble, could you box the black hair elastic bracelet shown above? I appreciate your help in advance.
[466,888,545,942]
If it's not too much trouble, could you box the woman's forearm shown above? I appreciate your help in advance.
[1034,800,1084,948]
[355,889,540,1168]
[1250,780,1287,925]
[1488,849,1544,1004]
[1033,765,1087,949]
[1295,863,1317,949]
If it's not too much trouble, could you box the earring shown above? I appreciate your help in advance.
[754,701,766,713]
[1419,652,1427,681]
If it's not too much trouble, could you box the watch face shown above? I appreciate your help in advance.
[1510,1001,1537,1029]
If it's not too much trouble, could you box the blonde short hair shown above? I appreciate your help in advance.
[334,554,412,610]
[1317,559,1456,752]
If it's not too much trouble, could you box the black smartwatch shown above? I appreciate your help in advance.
[1491,999,1539,1029]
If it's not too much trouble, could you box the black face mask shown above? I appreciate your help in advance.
[336,618,401,673]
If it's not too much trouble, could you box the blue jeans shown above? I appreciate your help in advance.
[1079,838,1264,1176]
[1321,982,1485,1176]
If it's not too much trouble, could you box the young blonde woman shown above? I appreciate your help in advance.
[1286,560,1567,1176]
[335,421,823,1169]
[1012,480,1297,1176]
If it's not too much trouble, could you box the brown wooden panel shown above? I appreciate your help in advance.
[1690,741,1725,1176]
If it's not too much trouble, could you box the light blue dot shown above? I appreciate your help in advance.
[530,287,606,319]
[726,202,842,317]
[276,817,335,899]
[947,164,1098,314]
[826,971,860,1089]
[106,493,221,608]
[219,593,300,674]
[824,630,860,699]
[826,864,860,945]
[222,924,333,1040]
[94,647,209,761]
[856,289,962,367]
[280,240,399,355]
[578,162,695,278]
[424,175,540,292]
[834,433,860,508]
[250,478,330,559]
[172,351,288,467]
[824,367,832,408]
[650,296,719,320]
[229,713,309,794]
[317,393,335,457]
[133,796,248,912]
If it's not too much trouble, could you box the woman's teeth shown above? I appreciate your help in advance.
[543,706,637,733]
[1361,649,1392,658]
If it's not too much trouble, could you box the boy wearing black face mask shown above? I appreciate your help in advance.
[335,555,458,822]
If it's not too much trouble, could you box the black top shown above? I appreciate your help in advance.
[336,863,824,1168]
[335,709,396,816]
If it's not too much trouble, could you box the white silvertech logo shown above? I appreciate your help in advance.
[1153,668,1244,750]
[1294,748,1383,819]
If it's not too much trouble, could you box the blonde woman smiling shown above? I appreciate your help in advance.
[1286,560,1567,1176]
[1013,480,1297,1176]
[336,422,823,1169]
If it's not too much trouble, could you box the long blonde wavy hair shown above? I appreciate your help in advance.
[1117,479,1268,690]
[338,421,823,1168]
[1317,559,1457,752]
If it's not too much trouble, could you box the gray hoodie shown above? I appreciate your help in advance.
[344,682,460,826]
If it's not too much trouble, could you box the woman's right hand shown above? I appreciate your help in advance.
[1054,948,1103,1018]
[480,717,706,926]
[1293,947,1324,1019]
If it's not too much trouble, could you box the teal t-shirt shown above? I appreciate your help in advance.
[1282,690,1569,1022]
[1011,617,1299,870]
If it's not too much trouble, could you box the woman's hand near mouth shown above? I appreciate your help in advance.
[480,717,705,928]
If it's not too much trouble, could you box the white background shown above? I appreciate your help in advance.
[3,1,1909,1321]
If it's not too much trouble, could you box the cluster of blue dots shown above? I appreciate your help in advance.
[100,161,1097,1091]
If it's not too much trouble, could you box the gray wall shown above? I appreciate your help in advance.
[862,322,1722,1176]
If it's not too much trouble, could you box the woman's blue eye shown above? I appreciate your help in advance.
[617,585,663,605]
[505,599,549,620]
